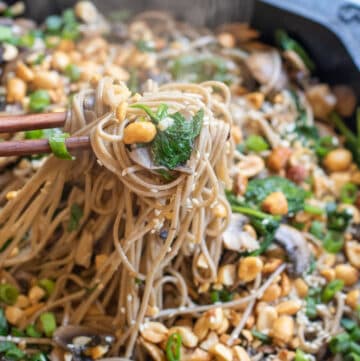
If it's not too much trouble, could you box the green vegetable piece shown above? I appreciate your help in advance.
[166,332,182,361]
[65,64,81,82]
[251,329,271,344]
[30,352,48,361]
[294,349,311,361]
[315,136,337,158]
[309,221,325,239]
[0,341,15,352]
[26,324,42,338]
[303,203,324,215]
[305,288,321,319]
[45,15,63,33]
[326,204,353,232]
[5,346,25,360]
[351,327,360,342]
[68,203,83,232]
[322,279,344,302]
[245,176,307,214]
[245,135,269,152]
[329,332,351,354]
[349,341,360,355]
[341,318,357,332]
[345,353,360,361]
[38,279,55,296]
[0,284,19,305]
[18,33,35,48]
[135,39,155,52]
[323,231,344,253]
[0,309,8,336]
[275,29,315,71]
[0,26,12,42]
[61,23,80,40]
[39,312,56,337]
[210,289,233,303]
[49,132,73,160]
[29,90,51,113]
[11,328,25,337]
[340,183,358,204]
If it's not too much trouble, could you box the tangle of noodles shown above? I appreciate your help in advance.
[0,78,234,357]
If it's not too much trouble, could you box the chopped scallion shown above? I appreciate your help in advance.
[38,279,55,296]
[165,332,182,361]
[39,312,56,337]
[29,90,51,113]
[245,135,269,152]
[321,279,344,303]
[65,64,81,82]
[340,183,357,204]
[0,284,19,305]
[49,132,73,160]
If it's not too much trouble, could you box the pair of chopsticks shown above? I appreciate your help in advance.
[0,112,91,157]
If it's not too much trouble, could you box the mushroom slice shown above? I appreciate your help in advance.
[274,224,311,276]
[53,325,114,358]
[223,213,259,252]
[128,146,192,174]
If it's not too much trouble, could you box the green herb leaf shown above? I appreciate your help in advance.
[11,328,25,337]
[0,284,19,305]
[304,203,324,215]
[0,341,25,361]
[39,312,56,337]
[322,279,344,302]
[315,135,337,158]
[309,221,326,239]
[68,203,83,232]
[65,64,81,82]
[340,183,358,204]
[326,204,353,232]
[0,309,8,336]
[329,332,351,354]
[305,287,321,319]
[45,15,63,33]
[30,352,48,361]
[323,230,344,253]
[245,135,269,152]
[275,29,315,71]
[38,279,55,296]
[341,318,357,332]
[0,26,12,42]
[210,289,233,303]
[29,90,51,113]
[166,332,182,361]
[49,132,73,160]
[26,324,42,338]
[245,176,306,214]
[294,349,311,361]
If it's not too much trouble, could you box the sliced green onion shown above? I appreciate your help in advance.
[340,183,357,204]
[39,312,56,337]
[323,231,344,253]
[304,203,324,215]
[65,64,81,82]
[315,135,337,158]
[29,90,51,113]
[245,135,269,152]
[38,279,55,296]
[294,349,310,361]
[5,346,25,361]
[305,296,318,319]
[251,329,271,343]
[165,333,182,361]
[0,284,19,305]
[321,279,344,302]
[329,332,351,354]
[349,341,360,354]
[11,328,25,337]
[275,29,315,71]
[45,15,63,33]
[351,327,360,342]
[210,289,233,303]
[0,26,12,42]
[68,203,83,232]
[49,132,73,160]
[309,221,325,239]
[26,324,42,338]
[18,33,35,48]
[341,318,357,332]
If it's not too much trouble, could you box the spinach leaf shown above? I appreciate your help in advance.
[131,104,204,170]
[245,176,306,214]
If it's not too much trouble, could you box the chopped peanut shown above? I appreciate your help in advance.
[263,258,283,274]
[116,102,128,122]
[218,264,236,286]
[28,286,46,304]
[276,300,301,315]
[234,174,248,196]
[280,273,291,297]
[16,61,34,82]
[5,306,24,325]
[320,268,335,282]
[261,192,288,215]
[345,241,360,269]
[238,257,263,282]
[141,322,168,343]
[209,343,233,361]
[270,315,294,345]
[256,306,278,332]
[335,264,359,286]
[267,147,292,171]
[123,121,157,144]
[194,316,209,341]
[6,77,27,103]
[233,346,250,361]
[305,84,336,119]
[261,283,281,302]
[217,33,236,48]
[32,71,60,89]
[14,295,30,309]
[213,203,228,218]
[294,278,308,298]
[245,92,264,109]
[345,289,359,310]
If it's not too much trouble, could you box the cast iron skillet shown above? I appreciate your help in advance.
[7,0,360,124]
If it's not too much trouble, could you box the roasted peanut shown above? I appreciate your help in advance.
[245,92,264,109]
[320,268,336,282]
[32,71,60,89]
[256,306,278,332]
[217,32,236,48]
[169,327,198,348]
[261,283,281,302]
[218,264,236,286]
[5,306,24,325]
[323,149,352,172]
[294,278,308,298]
[261,192,288,215]
[209,343,233,361]
[335,264,359,286]
[345,241,360,269]
[140,322,168,343]
[193,316,209,341]
[234,173,248,196]
[270,315,294,344]
[267,147,292,171]
[28,286,46,304]
[16,61,34,82]
[276,300,301,315]
[238,257,263,282]
[123,122,157,144]
[233,346,251,361]
[6,77,27,103]
[345,289,359,310]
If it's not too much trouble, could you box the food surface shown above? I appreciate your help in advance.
[0,2,359,361]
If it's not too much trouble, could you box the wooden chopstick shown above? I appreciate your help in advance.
[0,136,91,157]
[0,111,91,157]
[0,111,67,133]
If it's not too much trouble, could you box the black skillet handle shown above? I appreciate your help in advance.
[261,0,360,71]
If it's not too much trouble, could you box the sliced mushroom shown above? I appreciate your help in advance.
[128,146,192,174]
[53,325,114,358]
[223,213,259,252]
[274,224,311,276]
[245,51,287,92]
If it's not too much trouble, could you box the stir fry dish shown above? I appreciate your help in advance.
[0,1,359,361]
